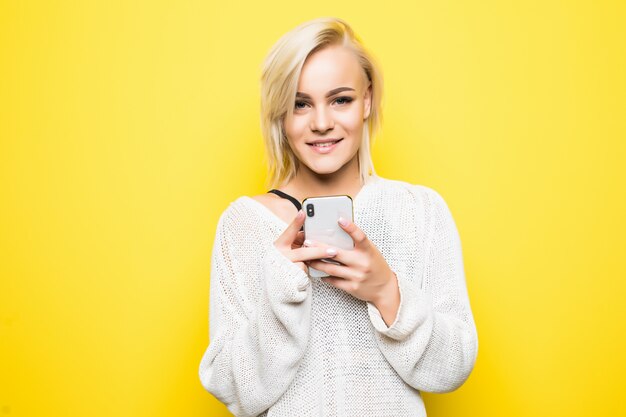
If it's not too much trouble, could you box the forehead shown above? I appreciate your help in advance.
[298,45,365,93]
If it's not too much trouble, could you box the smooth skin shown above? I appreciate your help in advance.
[253,44,400,326]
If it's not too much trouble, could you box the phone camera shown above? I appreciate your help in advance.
[306,203,315,217]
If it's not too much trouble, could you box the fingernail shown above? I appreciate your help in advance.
[304,239,313,246]
[297,210,304,219]
[338,217,349,226]
[326,248,337,256]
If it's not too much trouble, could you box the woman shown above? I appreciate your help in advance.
[199,16,478,417]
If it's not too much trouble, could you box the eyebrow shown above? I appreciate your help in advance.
[296,87,355,99]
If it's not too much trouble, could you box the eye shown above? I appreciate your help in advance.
[295,101,308,110]
[334,96,354,105]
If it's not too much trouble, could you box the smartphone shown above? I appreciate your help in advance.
[302,195,354,278]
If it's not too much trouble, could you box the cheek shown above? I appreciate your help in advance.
[284,117,308,140]
[337,107,365,132]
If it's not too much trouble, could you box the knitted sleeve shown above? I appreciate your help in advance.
[365,187,479,393]
[198,205,313,417]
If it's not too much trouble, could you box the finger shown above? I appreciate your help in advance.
[275,209,305,247]
[292,231,305,248]
[308,259,355,280]
[321,275,356,293]
[290,246,339,263]
[296,261,308,274]
[338,217,369,248]
[302,239,357,266]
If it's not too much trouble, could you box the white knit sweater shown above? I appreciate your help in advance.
[199,175,478,417]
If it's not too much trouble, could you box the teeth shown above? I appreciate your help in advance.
[312,141,339,147]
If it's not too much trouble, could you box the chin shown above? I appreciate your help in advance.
[295,143,358,175]
[307,160,348,175]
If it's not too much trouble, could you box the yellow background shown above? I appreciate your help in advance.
[1,1,624,416]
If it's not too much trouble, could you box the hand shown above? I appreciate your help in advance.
[273,210,342,274]
[304,217,399,307]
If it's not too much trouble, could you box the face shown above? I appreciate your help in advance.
[283,44,372,177]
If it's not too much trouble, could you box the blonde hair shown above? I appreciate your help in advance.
[259,17,384,189]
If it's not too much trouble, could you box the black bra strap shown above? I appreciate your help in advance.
[267,189,304,231]
[267,189,302,211]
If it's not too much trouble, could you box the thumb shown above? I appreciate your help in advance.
[275,209,305,247]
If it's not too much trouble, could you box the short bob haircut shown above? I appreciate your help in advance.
[259,17,384,189]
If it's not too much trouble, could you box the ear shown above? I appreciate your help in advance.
[363,82,372,120]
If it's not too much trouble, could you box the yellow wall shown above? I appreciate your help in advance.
[1,1,624,416]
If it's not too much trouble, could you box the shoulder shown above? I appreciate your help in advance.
[372,176,446,208]
[214,193,292,237]
[377,179,460,247]
[372,177,455,235]
[214,195,263,236]
[248,193,272,205]
[247,193,290,214]
[249,193,298,224]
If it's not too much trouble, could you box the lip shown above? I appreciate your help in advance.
[306,138,343,145]
[307,138,343,154]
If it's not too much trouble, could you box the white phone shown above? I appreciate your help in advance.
[302,195,354,278]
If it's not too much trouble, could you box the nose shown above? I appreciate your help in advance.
[310,106,334,134]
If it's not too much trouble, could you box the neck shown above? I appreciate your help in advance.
[282,155,366,201]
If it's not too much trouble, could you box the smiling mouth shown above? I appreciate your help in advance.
[307,139,343,148]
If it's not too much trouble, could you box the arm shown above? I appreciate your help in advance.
[365,187,479,393]
[198,206,313,416]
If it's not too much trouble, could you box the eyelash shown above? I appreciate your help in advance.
[294,96,354,109]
